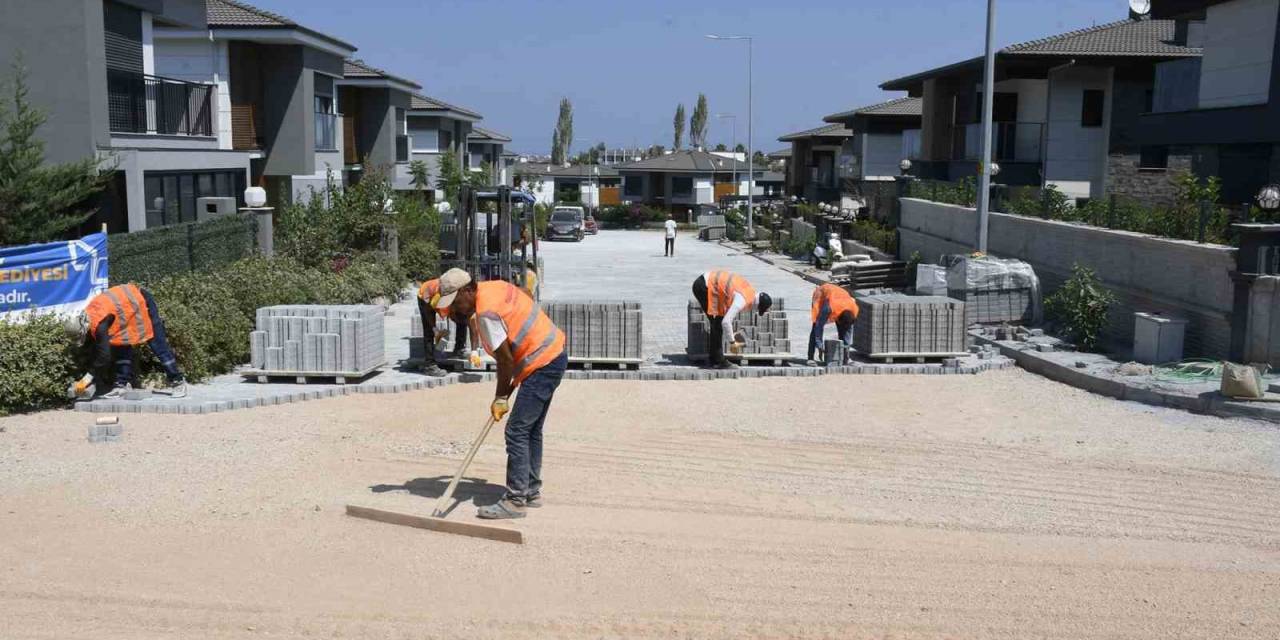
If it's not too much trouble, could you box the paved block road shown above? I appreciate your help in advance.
[537,229,819,362]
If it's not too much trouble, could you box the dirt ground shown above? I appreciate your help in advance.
[1,369,1278,639]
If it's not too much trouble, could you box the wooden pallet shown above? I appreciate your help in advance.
[686,353,793,367]
[567,357,643,371]
[242,361,384,385]
[832,261,909,290]
[857,351,966,363]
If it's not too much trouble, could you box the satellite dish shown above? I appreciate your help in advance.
[1129,0,1151,18]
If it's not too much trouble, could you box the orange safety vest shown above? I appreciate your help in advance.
[704,270,756,318]
[473,280,565,385]
[419,278,453,315]
[85,284,155,347]
[811,283,859,325]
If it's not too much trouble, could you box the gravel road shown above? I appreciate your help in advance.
[1,369,1278,638]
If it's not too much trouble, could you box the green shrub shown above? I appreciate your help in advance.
[1045,264,1116,352]
[276,167,392,267]
[847,218,897,255]
[0,314,81,416]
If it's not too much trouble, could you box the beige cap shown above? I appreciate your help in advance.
[434,268,472,310]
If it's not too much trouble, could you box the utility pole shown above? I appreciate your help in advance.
[975,0,996,253]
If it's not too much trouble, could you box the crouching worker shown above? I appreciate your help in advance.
[691,270,772,369]
[808,283,859,366]
[433,268,567,520]
[417,277,469,377]
[69,283,187,399]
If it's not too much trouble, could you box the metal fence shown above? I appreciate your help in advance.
[108,213,259,285]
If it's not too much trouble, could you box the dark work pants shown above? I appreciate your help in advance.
[691,275,726,365]
[115,290,182,386]
[807,303,853,361]
[417,298,468,362]
[504,351,568,502]
[664,237,674,256]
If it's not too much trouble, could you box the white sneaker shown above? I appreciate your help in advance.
[169,381,188,399]
[102,385,129,399]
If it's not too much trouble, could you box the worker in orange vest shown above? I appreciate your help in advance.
[434,268,568,520]
[68,283,186,399]
[691,270,772,369]
[808,283,859,366]
[417,277,469,377]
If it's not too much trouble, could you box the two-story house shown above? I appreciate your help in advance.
[0,0,361,231]
[467,127,513,187]
[880,16,1201,205]
[614,149,760,211]
[404,92,482,203]
[337,59,421,188]
[777,123,853,203]
[822,96,923,182]
[1136,0,1280,204]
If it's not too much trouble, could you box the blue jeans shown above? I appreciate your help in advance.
[808,303,852,361]
[504,350,568,502]
[115,290,183,386]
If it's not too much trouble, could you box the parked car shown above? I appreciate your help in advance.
[583,215,599,235]
[546,208,585,242]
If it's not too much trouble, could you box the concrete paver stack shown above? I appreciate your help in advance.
[944,255,1041,326]
[852,292,966,358]
[542,301,643,363]
[249,305,386,378]
[686,298,792,358]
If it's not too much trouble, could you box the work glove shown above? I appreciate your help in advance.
[469,350,484,368]
[490,396,510,422]
[68,373,95,400]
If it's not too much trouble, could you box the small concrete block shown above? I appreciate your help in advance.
[1036,343,1054,353]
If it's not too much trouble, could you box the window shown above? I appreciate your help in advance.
[1081,89,1104,127]
[672,176,693,196]
[1139,146,1169,170]
[624,176,643,196]
[143,169,246,228]
[438,129,453,153]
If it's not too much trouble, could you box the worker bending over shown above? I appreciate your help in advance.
[417,278,469,377]
[808,283,859,365]
[691,270,772,369]
[434,268,568,520]
[69,283,187,399]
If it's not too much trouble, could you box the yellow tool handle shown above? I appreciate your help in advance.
[431,416,498,517]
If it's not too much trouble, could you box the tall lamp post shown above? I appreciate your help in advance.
[975,0,997,253]
[715,113,738,202]
[707,34,754,239]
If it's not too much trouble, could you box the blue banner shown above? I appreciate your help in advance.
[0,232,109,319]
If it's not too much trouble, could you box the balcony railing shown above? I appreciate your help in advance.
[953,122,1044,163]
[315,112,338,151]
[108,70,213,136]
[395,135,410,162]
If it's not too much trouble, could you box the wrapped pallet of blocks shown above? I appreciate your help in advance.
[687,298,792,358]
[852,292,966,358]
[249,305,385,377]
[541,300,643,362]
[944,255,1042,326]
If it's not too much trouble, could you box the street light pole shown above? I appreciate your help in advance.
[707,34,754,239]
[976,0,997,253]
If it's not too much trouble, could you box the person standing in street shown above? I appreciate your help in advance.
[664,213,677,257]
[433,268,568,520]
[808,283,859,366]
[691,270,772,369]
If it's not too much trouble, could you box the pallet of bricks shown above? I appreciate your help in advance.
[831,259,909,289]
[943,255,1042,326]
[247,305,385,383]
[407,311,470,360]
[686,298,792,365]
[851,292,966,361]
[542,301,643,369]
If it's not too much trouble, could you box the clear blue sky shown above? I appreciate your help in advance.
[252,0,1134,155]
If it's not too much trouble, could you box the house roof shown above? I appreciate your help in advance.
[205,0,356,51]
[468,126,511,143]
[550,164,619,178]
[767,147,792,158]
[614,149,750,173]
[409,93,483,120]
[342,59,421,91]
[881,18,1200,90]
[777,122,852,143]
[823,96,922,122]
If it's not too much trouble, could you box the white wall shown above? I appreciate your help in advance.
[153,37,233,149]
[694,176,714,204]
[1043,65,1112,201]
[862,132,904,180]
[1199,0,1279,108]
[990,78,1049,123]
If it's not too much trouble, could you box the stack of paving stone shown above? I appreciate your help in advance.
[541,301,643,361]
[851,292,966,358]
[249,305,385,375]
[944,255,1041,326]
[687,298,791,357]
[407,312,469,360]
